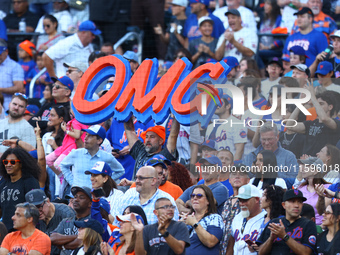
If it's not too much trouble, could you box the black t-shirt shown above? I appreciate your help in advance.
[130,140,178,180]
[302,118,340,156]
[143,220,190,255]
[0,176,40,231]
[316,229,340,255]
[3,10,39,30]
[279,132,305,159]
[165,18,187,61]
[257,216,317,255]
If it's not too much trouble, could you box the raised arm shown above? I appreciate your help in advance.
[123,116,139,148]
[166,116,180,155]
[42,53,56,78]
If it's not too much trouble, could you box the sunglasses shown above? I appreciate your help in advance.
[135,175,154,181]
[3,159,21,165]
[14,92,28,100]
[190,193,205,199]
[53,84,68,90]
[156,205,176,210]
[43,24,50,28]
[36,201,46,210]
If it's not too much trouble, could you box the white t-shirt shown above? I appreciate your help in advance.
[205,115,247,154]
[250,177,288,190]
[213,6,257,31]
[0,118,36,153]
[231,210,267,255]
[42,131,54,155]
[324,83,340,94]
[215,27,258,62]
[45,34,93,77]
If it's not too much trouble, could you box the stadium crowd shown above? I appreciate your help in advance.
[0,0,340,254]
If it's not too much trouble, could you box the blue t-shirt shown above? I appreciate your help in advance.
[283,29,328,66]
[197,179,234,196]
[183,13,225,41]
[106,119,154,180]
[0,20,7,41]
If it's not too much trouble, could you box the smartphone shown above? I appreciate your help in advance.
[92,188,105,197]
[112,148,120,153]
[245,239,254,246]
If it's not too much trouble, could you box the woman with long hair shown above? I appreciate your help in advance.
[260,185,285,228]
[85,161,124,219]
[251,150,287,190]
[297,158,331,225]
[316,144,340,183]
[183,185,223,255]
[36,14,65,52]
[73,219,104,255]
[317,203,340,255]
[102,205,148,254]
[0,147,41,231]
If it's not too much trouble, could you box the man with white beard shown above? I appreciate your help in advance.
[227,184,266,255]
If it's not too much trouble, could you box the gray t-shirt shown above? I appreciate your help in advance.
[0,118,36,153]
[143,220,190,255]
[189,37,218,68]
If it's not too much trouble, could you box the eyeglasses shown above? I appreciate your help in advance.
[14,92,28,100]
[190,193,205,199]
[36,201,46,210]
[3,159,21,165]
[156,205,176,210]
[43,24,50,28]
[260,137,276,142]
[135,176,154,180]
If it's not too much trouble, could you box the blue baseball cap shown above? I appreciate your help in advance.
[0,46,7,54]
[99,198,111,214]
[201,139,216,150]
[78,20,101,35]
[282,53,290,62]
[162,61,173,70]
[289,45,309,58]
[51,76,74,91]
[82,125,106,140]
[151,154,171,165]
[221,93,233,109]
[315,61,333,75]
[189,0,209,6]
[199,155,222,167]
[146,157,167,169]
[123,51,139,63]
[85,161,113,176]
[222,56,239,69]
[206,58,217,63]
[25,104,39,115]
[74,218,104,234]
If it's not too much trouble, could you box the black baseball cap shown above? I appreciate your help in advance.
[225,9,241,17]
[283,189,307,202]
[294,7,314,18]
[268,57,283,69]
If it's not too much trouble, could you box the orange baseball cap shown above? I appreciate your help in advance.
[19,40,36,57]
[141,126,166,145]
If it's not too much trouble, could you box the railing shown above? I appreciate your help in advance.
[114,32,143,63]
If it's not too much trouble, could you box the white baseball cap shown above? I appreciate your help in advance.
[236,184,261,199]
[330,30,340,39]
[170,0,188,7]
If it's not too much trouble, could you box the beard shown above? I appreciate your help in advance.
[145,144,159,154]
[241,209,250,218]
[9,109,24,119]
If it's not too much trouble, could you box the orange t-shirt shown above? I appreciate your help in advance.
[1,229,51,255]
[130,181,183,200]
[113,242,135,255]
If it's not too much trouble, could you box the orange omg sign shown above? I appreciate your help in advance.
[72,54,231,128]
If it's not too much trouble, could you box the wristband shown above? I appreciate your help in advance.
[162,231,170,238]
[16,139,20,146]
[283,234,289,242]
[193,223,199,229]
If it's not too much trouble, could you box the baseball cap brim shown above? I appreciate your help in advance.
[81,128,99,137]
[84,169,102,175]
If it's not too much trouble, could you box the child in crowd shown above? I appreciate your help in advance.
[18,40,36,95]
[189,17,217,68]
[281,54,291,75]
[261,57,284,100]
[284,45,307,77]
[26,52,52,99]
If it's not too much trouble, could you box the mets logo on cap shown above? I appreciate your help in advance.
[294,190,299,195]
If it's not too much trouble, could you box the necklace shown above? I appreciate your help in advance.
[281,133,297,146]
